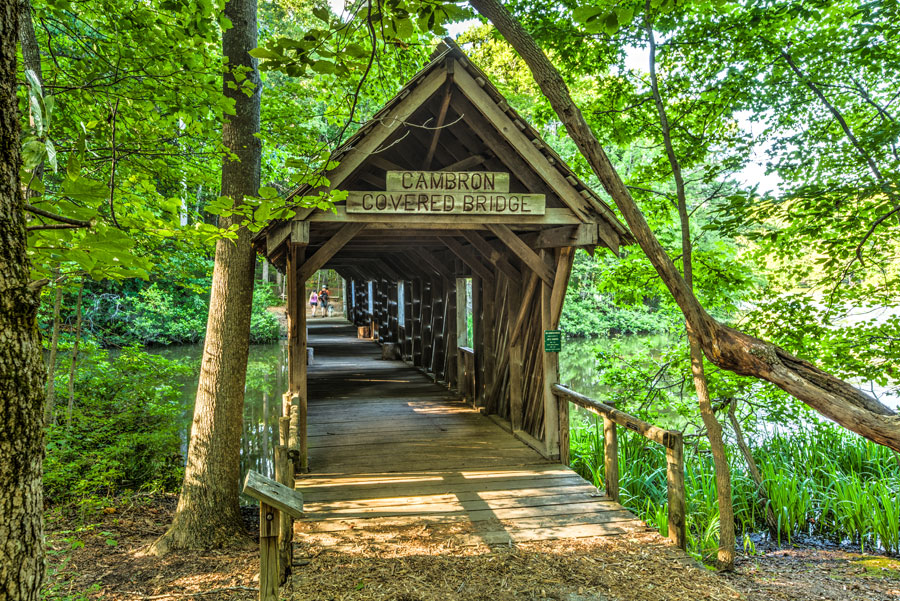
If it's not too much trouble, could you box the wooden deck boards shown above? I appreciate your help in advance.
[296,320,647,546]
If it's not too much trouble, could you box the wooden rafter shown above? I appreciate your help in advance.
[459,230,521,286]
[438,236,493,281]
[487,224,554,286]
[298,223,367,282]
[422,84,454,170]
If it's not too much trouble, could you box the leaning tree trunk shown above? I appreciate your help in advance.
[150,0,261,555]
[0,2,45,598]
[468,0,900,452]
[645,19,734,569]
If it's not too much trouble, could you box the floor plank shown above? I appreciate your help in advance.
[296,320,644,547]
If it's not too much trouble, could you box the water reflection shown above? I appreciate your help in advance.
[150,342,288,485]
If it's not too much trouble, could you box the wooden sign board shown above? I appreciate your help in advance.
[346,171,546,216]
[242,470,304,518]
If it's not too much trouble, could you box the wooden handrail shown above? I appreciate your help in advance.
[457,347,476,406]
[552,383,686,550]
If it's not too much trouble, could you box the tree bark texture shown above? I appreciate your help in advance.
[0,1,45,598]
[151,0,261,554]
[727,399,779,533]
[17,0,43,194]
[647,19,734,569]
[468,0,900,452]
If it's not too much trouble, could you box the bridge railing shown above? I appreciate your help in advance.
[458,346,476,405]
[552,384,686,550]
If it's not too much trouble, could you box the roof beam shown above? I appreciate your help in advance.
[487,224,554,286]
[423,84,453,170]
[298,223,367,282]
[459,230,522,286]
[438,236,493,281]
[452,60,594,223]
[307,207,580,227]
[411,247,455,281]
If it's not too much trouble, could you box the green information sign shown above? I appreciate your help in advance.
[544,330,562,353]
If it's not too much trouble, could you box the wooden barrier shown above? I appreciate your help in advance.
[242,470,304,601]
[552,384,686,550]
[458,346,476,406]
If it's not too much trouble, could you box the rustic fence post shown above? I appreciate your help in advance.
[557,395,570,465]
[259,500,279,601]
[274,445,294,585]
[603,408,619,502]
[665,432,686,549]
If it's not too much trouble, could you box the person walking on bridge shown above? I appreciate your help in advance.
[318,286,330,317]
[308,289,318,316]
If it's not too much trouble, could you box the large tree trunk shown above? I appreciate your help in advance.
[467,0,900,452]
[150,0,261,555]
[645,20,734,569]
[0,2,45,598]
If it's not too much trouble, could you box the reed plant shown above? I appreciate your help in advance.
[569,413,900,559]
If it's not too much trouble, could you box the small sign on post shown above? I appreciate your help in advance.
[243,470,304,601]
[544,330,562,353]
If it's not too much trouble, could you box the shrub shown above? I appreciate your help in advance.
[44,347,189,504]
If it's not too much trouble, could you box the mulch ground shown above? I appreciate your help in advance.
[43,495,899,601]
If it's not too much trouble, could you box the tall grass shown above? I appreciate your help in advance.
[569,414,900,559]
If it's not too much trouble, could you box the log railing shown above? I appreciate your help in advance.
[552,384,686,550]
[458,346,476,406]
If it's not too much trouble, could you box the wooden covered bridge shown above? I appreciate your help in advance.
[252,39,686,551]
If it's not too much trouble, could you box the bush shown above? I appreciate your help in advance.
[249,285,281,343]
[44,346,189,503]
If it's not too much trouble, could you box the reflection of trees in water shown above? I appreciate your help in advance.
[151,341,287,492]
[560,334,674,401]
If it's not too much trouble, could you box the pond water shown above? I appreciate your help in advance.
[156,331,897,487]
[150,341,287,484]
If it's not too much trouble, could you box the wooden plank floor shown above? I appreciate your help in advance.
[296,319,647,547]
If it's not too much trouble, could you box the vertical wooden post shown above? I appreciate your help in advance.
[666,433,687,549]
[471,276,483,407]
[287,244,309,472]
[286,244,308,473]
[507,277,524,431]
[481,273,495,409]
[259,501,279,601]
[557,395,570,465]
[540,249,559,458]
[274,444,294,585]
[455,277,467,393]
[603,414,619,501]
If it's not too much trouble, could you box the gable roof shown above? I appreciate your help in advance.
[254,37,632,262]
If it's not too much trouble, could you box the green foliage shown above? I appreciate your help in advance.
[570,415,900,559]
[44,347,189,504]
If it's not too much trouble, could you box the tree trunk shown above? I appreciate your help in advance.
[45,281,61,425]
[646,19,734,569]
[727,399,779,534]
[18,0,44,196]
[467,0,900,452]
[65,281,82,426]
[0,2,45,598]
[150,0,261,555]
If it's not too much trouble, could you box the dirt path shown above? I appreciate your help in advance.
[42,497,899,601]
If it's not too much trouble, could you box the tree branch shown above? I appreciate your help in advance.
[25,203,93,227]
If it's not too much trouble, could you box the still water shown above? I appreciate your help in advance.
[155,332,897,483]
[151,342,287,482]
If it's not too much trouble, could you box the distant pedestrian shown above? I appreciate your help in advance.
[308,290,318,316]
[318,287,330,317]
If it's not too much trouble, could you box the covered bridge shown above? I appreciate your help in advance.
[250,39,685,549]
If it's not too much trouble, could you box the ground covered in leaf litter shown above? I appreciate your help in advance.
[43,494,899,601]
